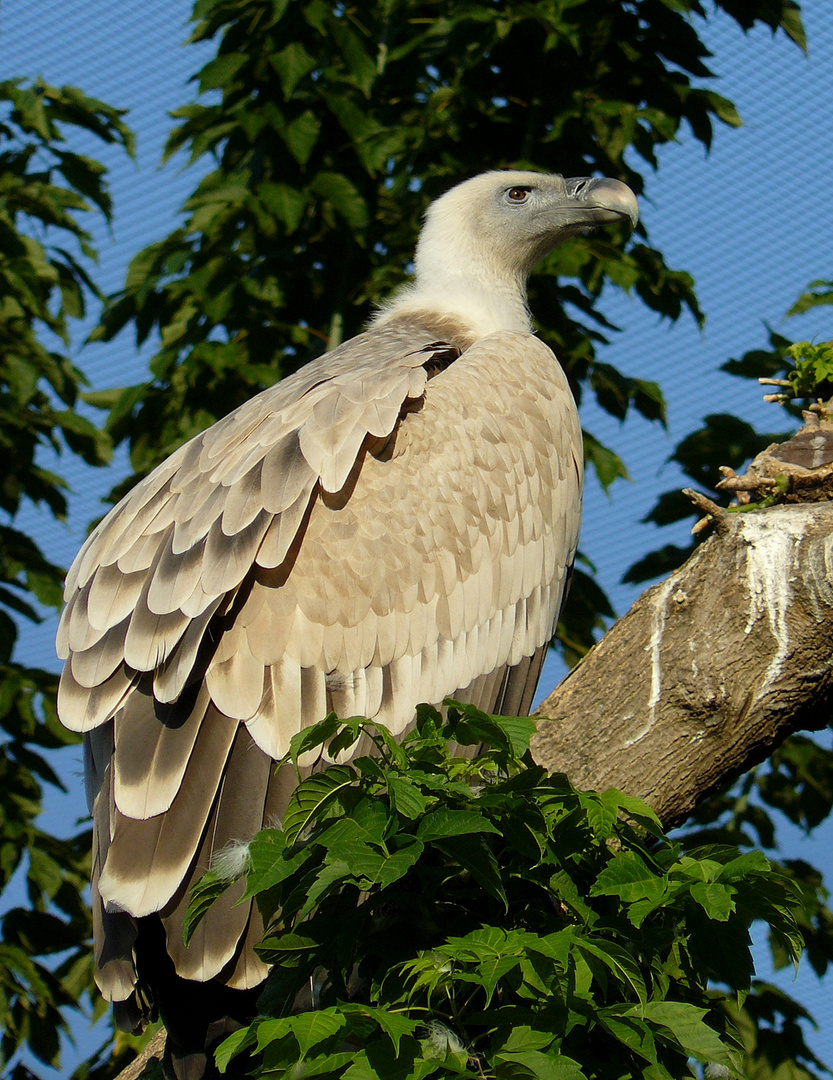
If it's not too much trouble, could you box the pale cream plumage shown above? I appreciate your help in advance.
[57,169,637,1065]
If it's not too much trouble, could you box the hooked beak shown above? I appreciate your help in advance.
[563,176,639,229]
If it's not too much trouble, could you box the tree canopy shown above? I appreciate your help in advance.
[1,2,831,1078]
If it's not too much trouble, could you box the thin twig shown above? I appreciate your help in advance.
[683,488,731,536]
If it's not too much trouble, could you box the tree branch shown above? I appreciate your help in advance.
[115,1029,166,1080]
[532,501,833,827]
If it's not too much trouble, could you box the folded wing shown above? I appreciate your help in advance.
[57,318,582,1014]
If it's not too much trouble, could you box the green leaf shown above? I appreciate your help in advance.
[310,170,368,230]
[329,21,377,96]
[573,938,648,1004]
[689,881,736,921]
[597,1010,657,1063]
[583,431,629,490]
[285,714,343,763]
[716,849,771,882]
[601,789,664,838]
[639,1001,735,1065]
[496,715,539,757]
[343,1005,417,1054]
[416,810,501,843]
[284,109,320,165]
[707,91,742,128]
[371,842,425,888]
[387,775,428,819]
[591,851,666,905]
[291,1010,347,1058]
[183,868,236,944]
[271,43,318,98]
[197,52,247,93]
[496,1050,586,1080]
[498,1027,556,1054]
[255,930,320,964]
[214,1025,257,1072]
[259,181,308,233]
[241,829,313,899]
[787,279,833,316]
[340,1032,430,1080]
[438,835,506,907]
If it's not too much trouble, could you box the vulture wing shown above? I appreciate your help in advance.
[57,314,582,1023]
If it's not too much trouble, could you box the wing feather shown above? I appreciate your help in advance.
[205,629,265,721]
[59,664,137,733]
[70,618,131,688]
[255,489,314,568]
[223,905,270,991]
[87,564,148,632]
[146,536,207,617]
[219,461,265,535]
[244,658,303,759]
[71,466,176,591]
[223,762,309,990]
[84,722,115,812]
[116,528,172,576]
[161,725,272,981]
[260,431,316,515]
[62,582,98,655]
[201,510,271,596]
[123,603,192,675]
[113,684,211,819]
[98,705,238,917]
[171,484,229,554]
[153,602,222,704]
[90,767,140,1004]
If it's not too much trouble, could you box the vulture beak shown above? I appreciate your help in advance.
[563,176,639,229]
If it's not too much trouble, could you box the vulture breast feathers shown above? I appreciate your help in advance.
[57,169,637,1068]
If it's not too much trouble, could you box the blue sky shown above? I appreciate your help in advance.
[2,0,832,1073]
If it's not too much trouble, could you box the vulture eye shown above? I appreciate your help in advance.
[506,186,532,203]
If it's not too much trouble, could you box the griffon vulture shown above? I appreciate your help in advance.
[57,169,638,1076]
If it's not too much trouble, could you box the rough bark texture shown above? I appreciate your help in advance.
[532,500,833,828]
[116,1029,166,1079]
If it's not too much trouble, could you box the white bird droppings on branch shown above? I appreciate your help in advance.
[626,575,676,747]
[740,506,813,697]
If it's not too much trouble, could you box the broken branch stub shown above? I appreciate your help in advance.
[716,406,833,505]
[532,502,833,829]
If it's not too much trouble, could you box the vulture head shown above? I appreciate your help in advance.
[383,169,639,335]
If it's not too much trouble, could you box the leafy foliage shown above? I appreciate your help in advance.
[788,279,833,318]
[676,732,833,1080]
[762,341,833,406]
[0,79,131,1074]
[188,708,803,1080]
[555,558,616,667]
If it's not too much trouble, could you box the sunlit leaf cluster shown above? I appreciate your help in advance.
[191,708,803,1080]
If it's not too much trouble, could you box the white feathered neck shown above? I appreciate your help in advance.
[373,176,534,338]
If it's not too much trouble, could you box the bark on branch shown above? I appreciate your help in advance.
[532,501,833,828]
